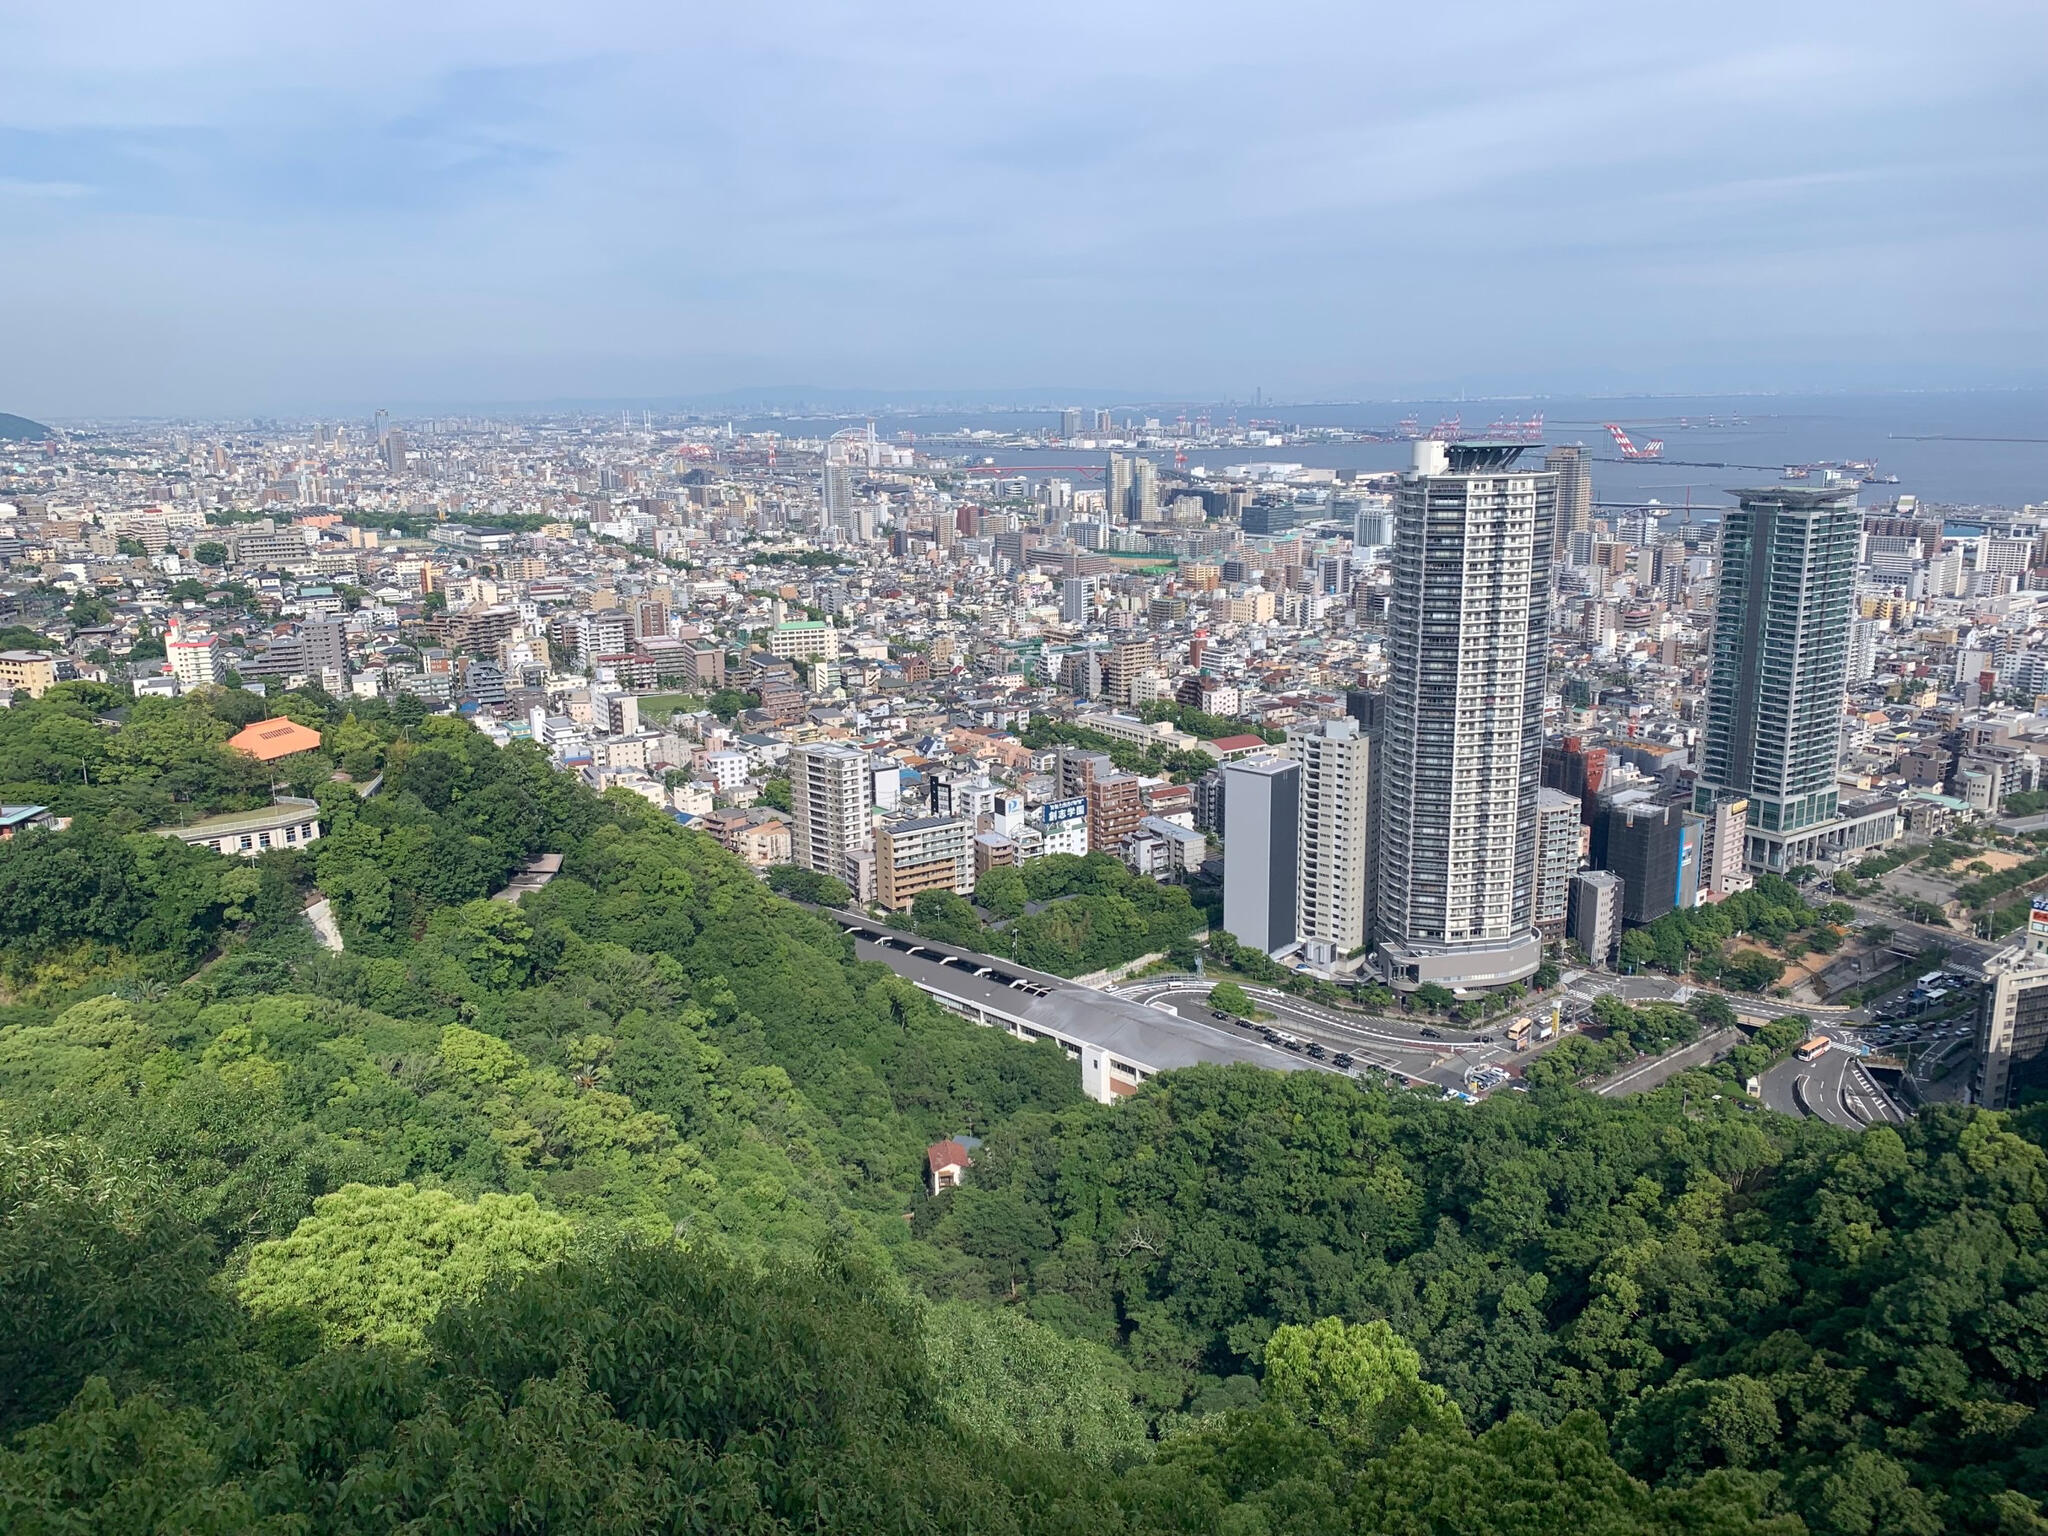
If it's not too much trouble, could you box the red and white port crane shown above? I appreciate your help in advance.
[1605,424,1665,460]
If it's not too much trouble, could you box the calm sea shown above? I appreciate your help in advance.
[730,391,2048,513]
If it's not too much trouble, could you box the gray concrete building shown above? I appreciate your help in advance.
[1223,754,1300,958]
[1568,869,1623,969]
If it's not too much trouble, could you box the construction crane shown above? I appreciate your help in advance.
[1484,413,1545,443]
[1605,424,1666,460]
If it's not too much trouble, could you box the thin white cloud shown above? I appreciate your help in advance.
[0,0,2039,412]
[0,178,92,198]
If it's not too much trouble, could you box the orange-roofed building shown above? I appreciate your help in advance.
[228,717,324,762]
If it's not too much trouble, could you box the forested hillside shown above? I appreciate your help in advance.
[2,682,2044,1534]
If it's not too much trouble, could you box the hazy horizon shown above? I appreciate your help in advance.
[7,1,2045,416]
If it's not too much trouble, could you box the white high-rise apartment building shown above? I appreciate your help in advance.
[1544,444,1592,554]
[1533,788,1581,938]
[1376,441,1555,991]
[1129,455,1159,522]
[167,627,224,690]
[791,742,872,889]
[1847,616,1881,684]
[1285,717,1372,964]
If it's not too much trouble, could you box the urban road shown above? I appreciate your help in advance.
[1116,979,1510,1092]
[1758,1043,1908,1129]
[821,911,1917,1127]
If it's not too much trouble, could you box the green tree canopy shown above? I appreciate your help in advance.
[238,1183,575,1345]
[1261,1316,1458,1446]
[974,864,1029,920]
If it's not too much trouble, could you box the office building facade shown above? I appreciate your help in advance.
[1376,442,1556,990]
[1060,575,1094,626]
[1698,792,1753,900]
[1568,869,1623,968]
[1595,797,1702,926]
[1693,486,1860,872]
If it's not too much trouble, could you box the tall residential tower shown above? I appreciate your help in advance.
[791,742,872,889]
[1286,716,1373,965]
[1692,486,1859,873]
[1544,444,1592,555]
[1375,441,1555,991]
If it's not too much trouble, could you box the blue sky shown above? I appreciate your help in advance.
[3,0,2044,415]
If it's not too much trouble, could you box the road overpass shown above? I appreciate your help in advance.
[818,909,1919,1122]
[820,910,1312,1103]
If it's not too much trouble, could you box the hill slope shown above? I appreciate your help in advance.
[0,413,49,441]
[0,685,2044,1532]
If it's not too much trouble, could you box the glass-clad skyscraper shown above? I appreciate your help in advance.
[1693,486,1859,873]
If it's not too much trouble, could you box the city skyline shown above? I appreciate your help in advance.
[0,381,2033,1120]
[4,2,2044,416]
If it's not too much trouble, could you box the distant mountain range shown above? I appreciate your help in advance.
[0,413,49,441]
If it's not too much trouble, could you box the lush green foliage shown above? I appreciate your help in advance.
[239,1182,577,1345]
[6,714,2048,1534]
[909,1062,2048,1533]
[1018,719,1214,784]
[923,1300,1148,1466]
[1523,995,1704,1088]
[973,864,1029,919]
[913,888,986,948]
[1616,877,1839,986]
[1208,980,1254,1017]
[0,682,283,828]
[765,862,852,907]
[0,1224,1809,1536]
[938,855,1207,978]
[1954,851,2048,909]
[1134,699,1284,745]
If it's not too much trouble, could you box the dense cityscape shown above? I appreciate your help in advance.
[4,2,2046,1526]
[4,405,2045,1121]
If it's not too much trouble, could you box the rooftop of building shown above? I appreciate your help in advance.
[1727,486,1863,508]
[157,797,320,839]
[227,716,325,761]
[883,813,967,834]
